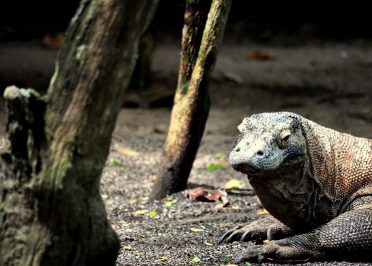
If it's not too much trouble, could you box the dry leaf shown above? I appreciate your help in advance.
[122,244,133,250]
[207,189,226,200]
[221,194,230,207]
[42,33,64,49]
[224,179,244,189]
[155,256,170,263]
[247,51,275,61]
[184,187,209,201]
[185,187,230,207]
[256,208,269,215]
[214,203,225,210]
[133,210,148,215]
[116,146,139,157]
[190,227,204,232]
[207,189,230,207]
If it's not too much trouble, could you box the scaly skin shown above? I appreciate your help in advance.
[220,112,372,263]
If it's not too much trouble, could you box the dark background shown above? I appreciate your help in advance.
[0,1,371,42]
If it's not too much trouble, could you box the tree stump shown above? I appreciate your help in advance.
[0,0,158,265]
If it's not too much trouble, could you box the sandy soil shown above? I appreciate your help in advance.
[1,39,372,265]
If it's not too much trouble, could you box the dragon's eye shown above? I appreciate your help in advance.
[278,129,291,148]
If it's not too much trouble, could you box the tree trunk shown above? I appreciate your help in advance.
[149,0,231,200]
[0,0,158,265]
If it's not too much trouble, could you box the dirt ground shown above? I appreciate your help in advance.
[1,39,372,265]
[101,40,372,266]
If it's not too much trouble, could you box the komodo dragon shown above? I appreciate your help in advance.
[220,112,372,263]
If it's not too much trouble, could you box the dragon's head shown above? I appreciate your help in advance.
[229,112,307,177]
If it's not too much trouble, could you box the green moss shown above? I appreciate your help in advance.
[27,129,37,173]
[45,111,60,138]
[3,85,21,99]
[19,89,31,98]
[185,50,197,69]
[76,45,87,61]
[36,151,72,191]
[180,82,189,94]
[49,61,61,90]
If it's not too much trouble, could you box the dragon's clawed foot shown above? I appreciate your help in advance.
[219,224,266,244]
[234,240,313,264]
[219,217,292,244]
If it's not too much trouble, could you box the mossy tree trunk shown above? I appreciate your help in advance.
[0,0,158,265]
[149,0,231,200]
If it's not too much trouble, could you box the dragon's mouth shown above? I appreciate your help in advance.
[232,163,259,174]
[233,155,304,176]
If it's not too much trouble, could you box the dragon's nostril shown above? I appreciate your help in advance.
[256,150,264,156]
[235,147,240,152]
